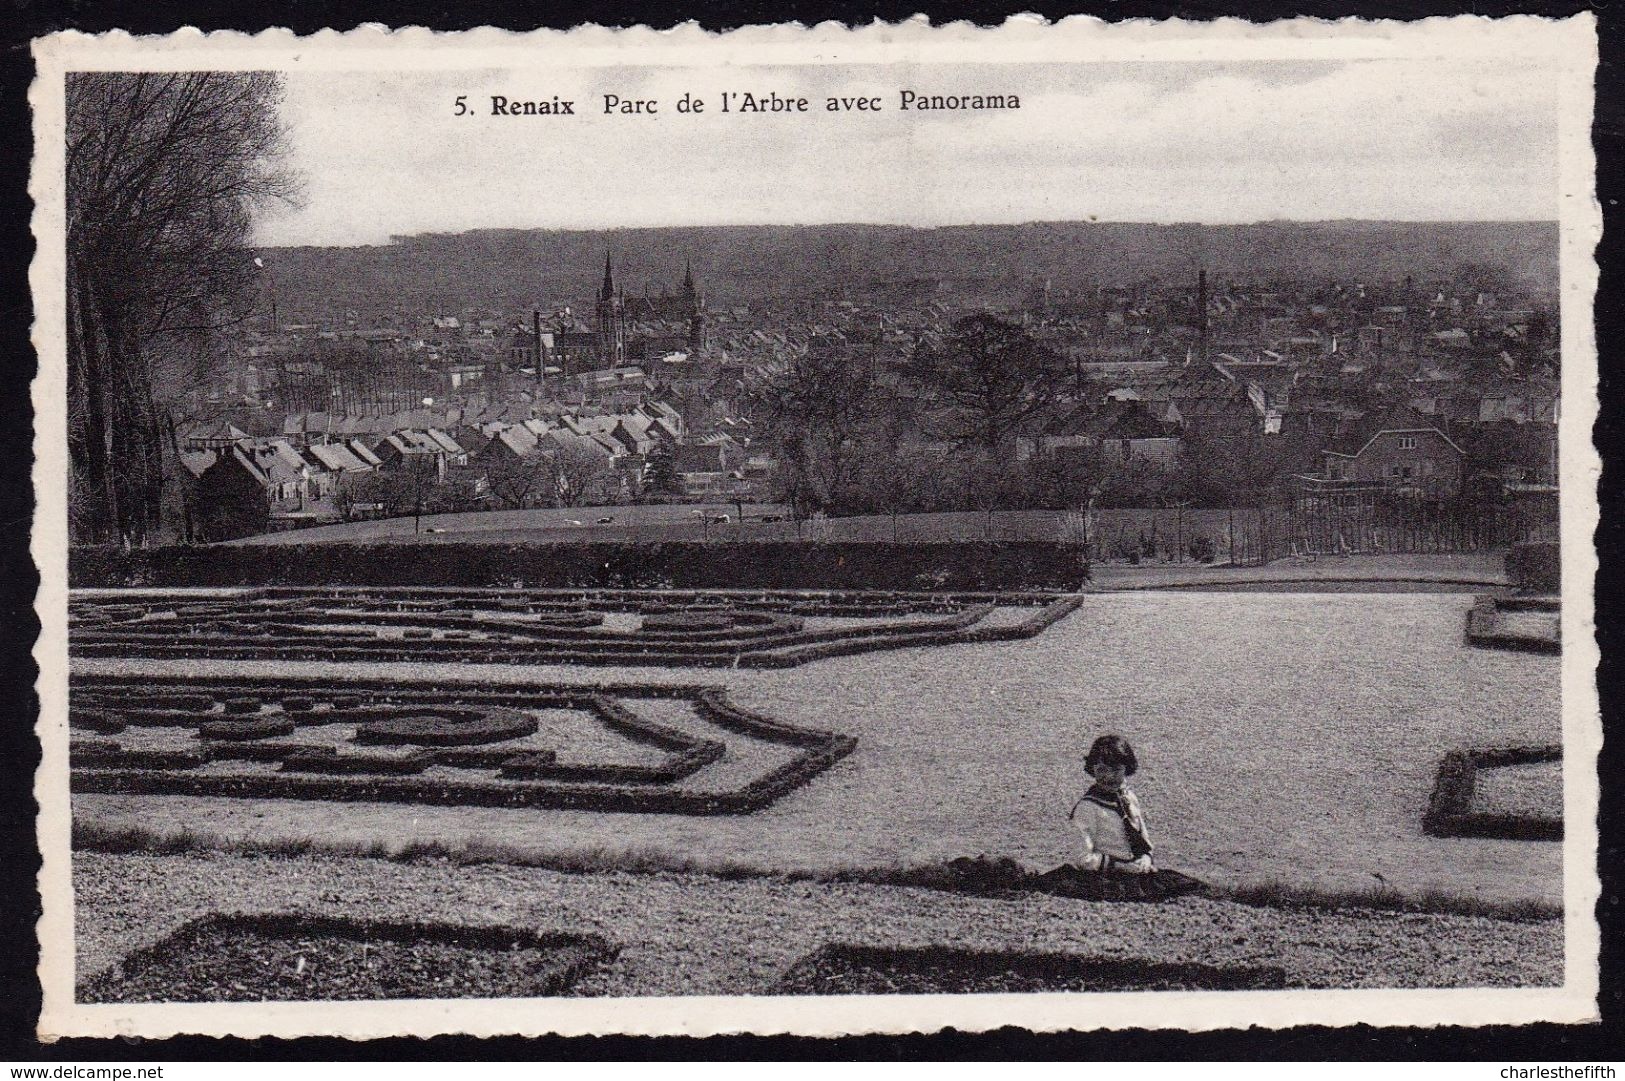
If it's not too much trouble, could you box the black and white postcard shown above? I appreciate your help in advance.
[29,17,1601,1039]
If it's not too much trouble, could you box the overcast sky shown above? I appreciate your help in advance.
[254,57,1562,247]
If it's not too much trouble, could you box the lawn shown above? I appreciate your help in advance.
[225,506,1086,546]
[73,591,1563,907]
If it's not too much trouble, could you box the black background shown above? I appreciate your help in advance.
[0,0,1617,1061]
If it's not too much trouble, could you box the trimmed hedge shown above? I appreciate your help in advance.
[70,709,127,736]
[1423,743,1562,840]
[1464,595,1561,655]
[72,590,1077,670]
[1506,542,1560,594]
[282,750,433,775]
[743,595,1085,668]
[71,541,1090,591]
[198,716,296,742]
[72,743,206,771]
[353,709,539,747]
[70,676,859,816]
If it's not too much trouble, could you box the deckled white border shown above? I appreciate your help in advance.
[30,15,1602,1041]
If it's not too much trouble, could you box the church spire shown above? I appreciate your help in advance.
[682,258,695,297]
[600,249,615,302]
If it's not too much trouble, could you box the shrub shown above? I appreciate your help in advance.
[222,697,261,715]
[1507,542,1560,594]
[74,745,206,771]
[1188,534,1216,563]
[282,696,316,713]
[77,913,616,1003]
[1464,594,1561,655]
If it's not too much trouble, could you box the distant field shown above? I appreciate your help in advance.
[231,506,1075,546]
[228,503,794,546]
[233,506,1095,546]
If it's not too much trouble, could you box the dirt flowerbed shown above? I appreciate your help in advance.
[74,850,1563,998]
[80,913,612,1002]
[774,945,1286,994]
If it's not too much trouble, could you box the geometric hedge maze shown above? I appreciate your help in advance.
[70,674,857,815]
[70,588,1084,668]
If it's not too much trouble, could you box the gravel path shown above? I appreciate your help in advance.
[74,850,1561,998]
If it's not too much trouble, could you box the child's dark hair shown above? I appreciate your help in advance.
[1086,734,1138,775]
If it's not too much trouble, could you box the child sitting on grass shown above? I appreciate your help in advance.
[1068,733,1155,875]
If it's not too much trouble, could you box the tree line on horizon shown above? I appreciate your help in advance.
[255,219,1559,319]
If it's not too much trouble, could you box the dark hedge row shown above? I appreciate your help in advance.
[1423,743,1562,841]
[496,693,726,785]
[71,541,1090,591]
[205,741,336,762]
[70,678,857,815]
[1506,542,1560,594]
[257,586,1059,608]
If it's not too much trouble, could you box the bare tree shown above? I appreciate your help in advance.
[67,72,299,545]
[486,453,551,509]
[759,344,880,513]
[906,314,1064,449]
[546,444,613,508]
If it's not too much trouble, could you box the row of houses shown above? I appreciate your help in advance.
[1009,361,1558,502]
[178,399,777,535]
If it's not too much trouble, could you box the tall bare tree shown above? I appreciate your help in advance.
[547,444,614,507]
[67,72,299,545]
[486,453,551,509]
[907,314,1064,449]
[759,344,880,513]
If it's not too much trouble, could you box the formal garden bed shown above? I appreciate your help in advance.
[772,943,1287,994]
[77,912,615,1002]
[1465,595,1561,655]
[73,849,1564,999]
[69,588,1080,668]
[71,592,1564,910]
[1424,744,1562,841]
[70,675,854,815]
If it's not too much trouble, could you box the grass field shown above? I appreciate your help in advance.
[228,505,1088,546]
[74,590,1562,908]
